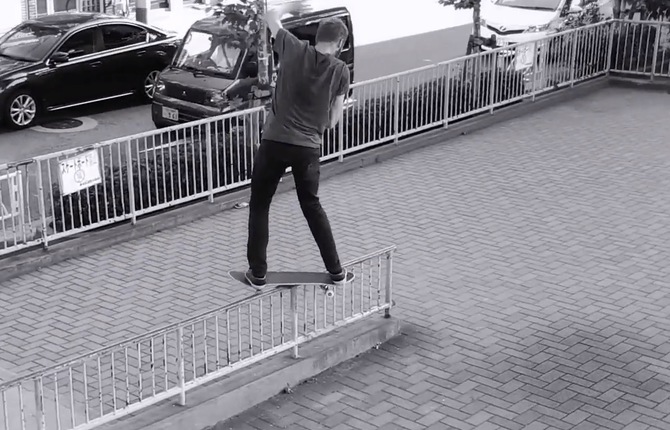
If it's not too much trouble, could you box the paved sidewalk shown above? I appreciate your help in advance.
[3,86,670,429]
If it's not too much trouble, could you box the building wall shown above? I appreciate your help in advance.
[1,0,26,33]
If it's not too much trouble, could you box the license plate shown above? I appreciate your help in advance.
[162,106,178,121]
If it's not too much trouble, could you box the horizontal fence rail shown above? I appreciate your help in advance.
[0,245,396,430]
[1,19,667,257]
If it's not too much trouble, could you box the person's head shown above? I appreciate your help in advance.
[315,18,349,55]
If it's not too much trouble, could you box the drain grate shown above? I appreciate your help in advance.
[40,118,84,130]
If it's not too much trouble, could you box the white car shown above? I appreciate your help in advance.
[479,0,612,49]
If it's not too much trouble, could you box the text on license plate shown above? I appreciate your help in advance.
[162,107,178,121]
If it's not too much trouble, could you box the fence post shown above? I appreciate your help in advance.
[489,52,496,114]
[650,22,661,81]
[291,286,300,358]
[206,122,214,202]
[33,378,45,430]
[530,40,541,101]
[393,76,401,142]
[125,139,137,224]
[34,160,49,249]
[442,65,451,129]
[384,250,394,318]
[338,109,345,162]
[177,327,186,406]
[569,29,579,87]
[605,21,616,75]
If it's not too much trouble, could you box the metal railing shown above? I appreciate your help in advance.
[609,19,670,77]
[1,19,668,256]
[0,245,395,430]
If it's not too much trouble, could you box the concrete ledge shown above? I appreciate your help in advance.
[97,316,402,430]
[608,75,670,92]
[0,77,609,283]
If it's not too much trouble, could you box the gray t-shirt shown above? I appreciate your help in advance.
[262,28,351,149]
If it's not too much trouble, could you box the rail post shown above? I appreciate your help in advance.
[291,287,300,358]
[393,76,401,142]
[384,250,394,318]
[35,160,49,249]
[126,139,137,224]
[176,327,186,406]
[206,122,214,202]
[443,65,451,128]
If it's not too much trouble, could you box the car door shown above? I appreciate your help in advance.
[98,23,163,97]
[41,26,104,108]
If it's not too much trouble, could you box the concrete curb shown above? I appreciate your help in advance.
[0,77,609,284]
[608,75,670,92]
[96,316,402,430]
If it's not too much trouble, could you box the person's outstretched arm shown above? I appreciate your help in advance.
[263,1,310,60]
[263,0,311,37]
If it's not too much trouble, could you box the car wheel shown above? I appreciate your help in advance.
[140,70,161,102]
[4,91,39,130]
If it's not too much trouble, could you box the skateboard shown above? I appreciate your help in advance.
[228,270,355,297]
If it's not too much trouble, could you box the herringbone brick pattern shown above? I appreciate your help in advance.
[3,87,670,429]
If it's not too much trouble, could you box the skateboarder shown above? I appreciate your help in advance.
[245,1,350,289]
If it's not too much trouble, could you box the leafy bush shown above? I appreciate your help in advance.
[323,67,527,156]
[610,22,658,72]
[49,127,254,232]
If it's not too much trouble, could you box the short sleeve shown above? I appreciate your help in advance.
[336,63,351,97]
[272,28,303,60]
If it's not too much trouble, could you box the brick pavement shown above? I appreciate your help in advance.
[3,86,670,428]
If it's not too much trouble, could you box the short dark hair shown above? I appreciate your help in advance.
[315,17,349,45]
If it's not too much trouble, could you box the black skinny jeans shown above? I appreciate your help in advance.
[246,139,342,277]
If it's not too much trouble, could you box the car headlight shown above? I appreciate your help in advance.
[207,91,228,107]
[525,24,550,33]
[154,79,165,93]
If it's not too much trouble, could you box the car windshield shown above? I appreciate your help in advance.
[173,29,243,78]
[494,0,562,10]
[0,23,66,61]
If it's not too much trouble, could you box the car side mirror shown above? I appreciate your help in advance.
[569,4,583,13]
[50,51,69,65]
[243,61,258,78]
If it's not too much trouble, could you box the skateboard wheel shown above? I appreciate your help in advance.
[325,290,334,298]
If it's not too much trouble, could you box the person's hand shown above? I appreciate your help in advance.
[272,0,312,16]
[264,0,311,23]
[263,0,312,36]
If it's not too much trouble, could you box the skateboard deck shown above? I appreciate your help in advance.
[228,270,355,297]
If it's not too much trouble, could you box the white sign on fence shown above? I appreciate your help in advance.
[0,171,22,222]
[515,42,535,71]
[58,149,102,196]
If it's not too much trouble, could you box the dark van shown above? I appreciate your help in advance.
[151,6,355,128]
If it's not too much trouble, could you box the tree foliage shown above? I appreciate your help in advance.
[610,0,670,18]
[210,0,263,49]
[560,1,606,29]
[636,0,670,19]
[438,0,483,52]
[437,0,479,8]
[209,0,271,86]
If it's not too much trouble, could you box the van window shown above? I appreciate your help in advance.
[174,30,243,79]
[289,17,352,50]
[290,22,318,45]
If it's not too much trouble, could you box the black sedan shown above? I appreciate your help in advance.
[0,13,180,129]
